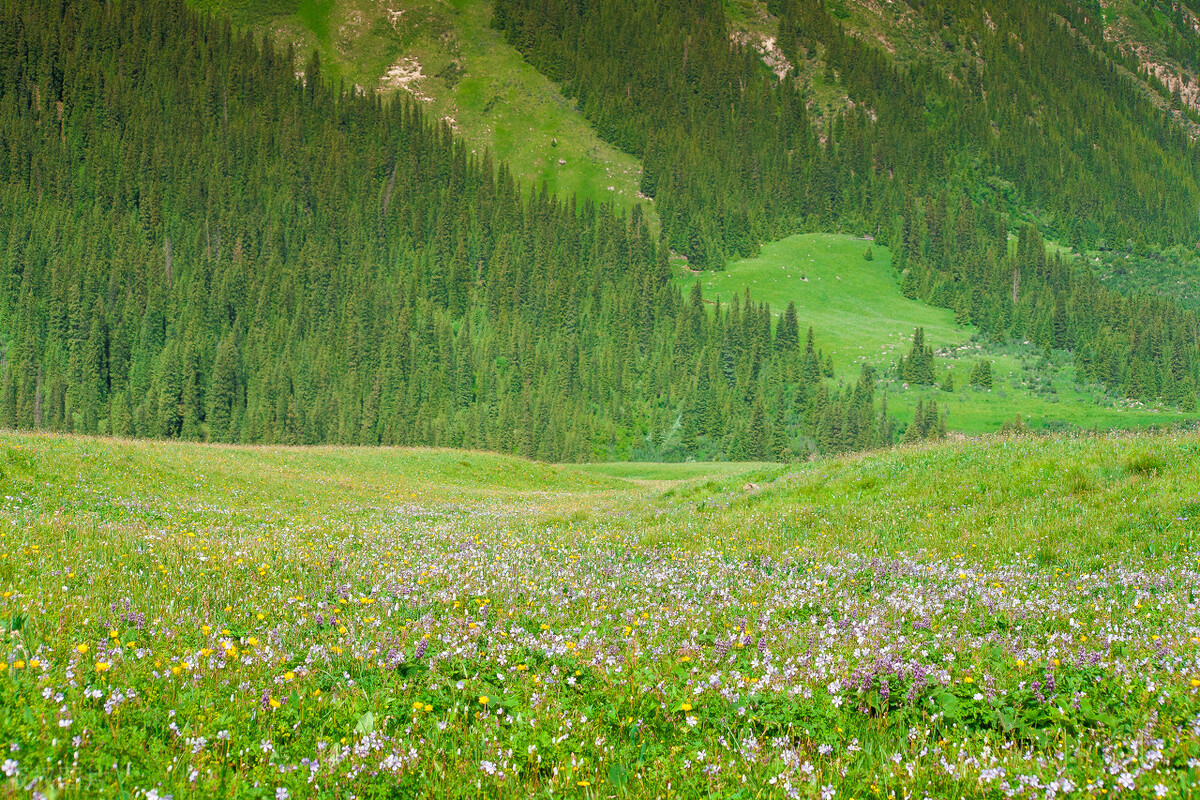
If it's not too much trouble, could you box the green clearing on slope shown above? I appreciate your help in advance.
[187,0,649,218]
[406,0,649,219]
[684,233,1190,434]
[684,233,963,371]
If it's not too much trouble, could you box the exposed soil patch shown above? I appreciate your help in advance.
[380,56,433,102]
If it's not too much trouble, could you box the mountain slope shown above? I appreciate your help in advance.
[494,0,1200,414]
[187,0,650,217]
[0,0,901,461]
[2,0,1198,462]
[184,0,1200,434]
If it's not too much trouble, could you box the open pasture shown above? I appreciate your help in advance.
[3,432,1200,797]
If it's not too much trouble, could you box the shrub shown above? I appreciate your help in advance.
[1124,452,1164,476]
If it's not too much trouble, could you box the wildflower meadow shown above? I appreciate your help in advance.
[2,431,1200,798]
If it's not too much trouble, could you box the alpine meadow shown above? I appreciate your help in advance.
[5,0,1200,798]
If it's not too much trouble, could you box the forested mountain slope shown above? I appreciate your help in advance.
[0,0,894,461]
[495,0,1200,409]
[186,0,650,217]
[1,0,1199,463]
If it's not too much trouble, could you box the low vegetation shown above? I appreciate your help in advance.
[3,430,1200,797]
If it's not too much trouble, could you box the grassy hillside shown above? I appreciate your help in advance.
[189,0,650,218]
[684,233,1192,434]
[648,429,1200,566]
[687,233,962,370]
[4,431,1200,797]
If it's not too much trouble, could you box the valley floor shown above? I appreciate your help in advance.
[2,431,1200,797]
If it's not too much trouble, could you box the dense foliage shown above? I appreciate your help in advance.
[0,0,903,460]
[493,0,1200,409]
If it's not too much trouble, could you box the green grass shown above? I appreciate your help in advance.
[0,433,624,530]
[682,233,963,373]
[5,431,1200,797]
[683,232,1191,434]
[187,0,651,221]
[295,0,336,44]
[572,460,777,483]
[659,429,1200,566]
[883,348,1190,435]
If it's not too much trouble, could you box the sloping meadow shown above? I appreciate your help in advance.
[2,431,1200,797]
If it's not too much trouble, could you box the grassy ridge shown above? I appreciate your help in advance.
[647,430,1200,567]
[0,434,622,529]
[409,0,650,220]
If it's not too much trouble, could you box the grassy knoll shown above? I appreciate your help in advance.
[643,430,1200,567]
[187,0,650,218]
[4,431,1200,797]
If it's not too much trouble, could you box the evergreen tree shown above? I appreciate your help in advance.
[969,360,994,389]
[899,327,936,385]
